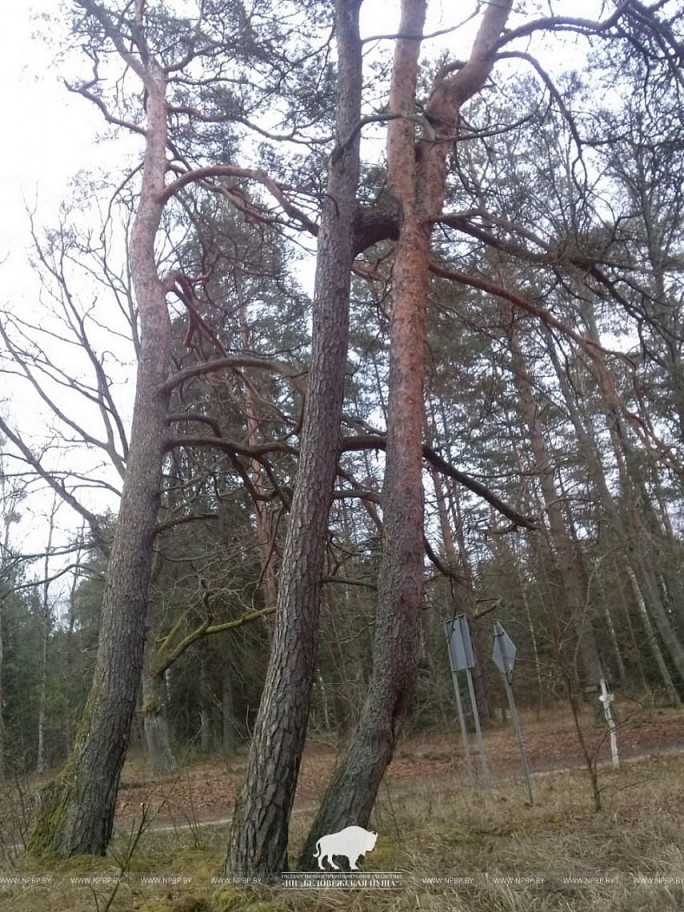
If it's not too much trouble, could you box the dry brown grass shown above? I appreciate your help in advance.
[1,749,682,912]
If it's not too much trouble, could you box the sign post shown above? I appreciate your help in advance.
[598,677,620,770]
[492,622,534,805]
[444,615,489,786]
[464,662,490,786]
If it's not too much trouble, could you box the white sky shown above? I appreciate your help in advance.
[0,3,130,591]
[0,0,481,260]
[1,4,101,262]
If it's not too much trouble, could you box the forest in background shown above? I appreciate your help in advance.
[0,0,683,881]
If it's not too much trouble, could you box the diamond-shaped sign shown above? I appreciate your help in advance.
[492,622,517,679]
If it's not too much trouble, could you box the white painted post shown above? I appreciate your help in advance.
[599,677,620,770]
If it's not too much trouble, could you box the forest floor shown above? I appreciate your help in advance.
[112,700,684,832]
[1,701,684,912]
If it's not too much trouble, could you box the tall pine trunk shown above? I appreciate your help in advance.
[301,0,513,866]
[225,0,363,878]
[28,59,172,856]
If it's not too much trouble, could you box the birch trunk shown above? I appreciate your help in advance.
[626,566,680,705]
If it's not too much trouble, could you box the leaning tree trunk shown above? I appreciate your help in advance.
[300,0,513,867]
[580,307,684,694]
[225,0,363,879]
[542,323,680,702]
[28,60,172,856]
[508,321,604,686]
[300,211,432,866]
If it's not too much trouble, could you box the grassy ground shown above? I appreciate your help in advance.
[1,749,683,912]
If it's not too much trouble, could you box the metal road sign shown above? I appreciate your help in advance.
[443,614,490,786]
[491,621,533,805]
[492,621,517,679]
[444,614,476,671]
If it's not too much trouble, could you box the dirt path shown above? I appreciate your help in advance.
[1,705,682,850]
[111,705,684,834]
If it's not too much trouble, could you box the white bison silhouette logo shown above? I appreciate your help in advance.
[313,825,378,870]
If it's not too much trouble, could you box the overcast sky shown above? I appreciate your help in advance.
[1,4,98,264]
[0,0,591,592]
[0,4,121,582]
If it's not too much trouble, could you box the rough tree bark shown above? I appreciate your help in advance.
[27,56,172,856]
[300,0,513,866]
[225,0,363,878]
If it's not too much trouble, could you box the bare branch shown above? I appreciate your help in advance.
[161,165,319,236]
[0,416,105,545]
[341,433,537,529]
